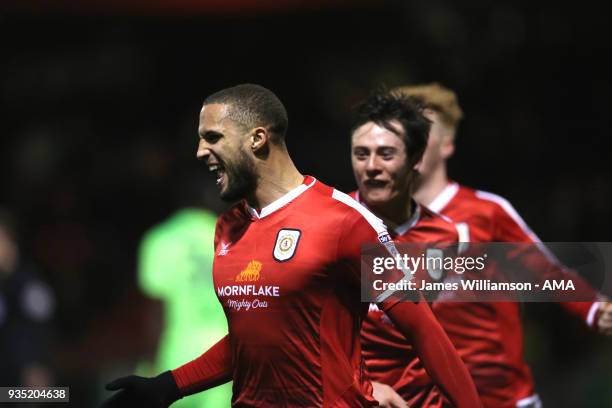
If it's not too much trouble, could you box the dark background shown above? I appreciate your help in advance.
[1,0,611,406]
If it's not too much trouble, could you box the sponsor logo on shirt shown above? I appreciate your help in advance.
[217,260,280,311]
[218,241,231,256]
[235,260,261,282]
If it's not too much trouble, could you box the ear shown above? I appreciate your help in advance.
[408,164,421,185]
[250,127,269,152]
[413,157,424,172]
[440,135,455,159]
[422,108,437,120]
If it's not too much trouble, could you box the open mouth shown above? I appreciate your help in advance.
[364,179,388,188]
[208,163,226,186]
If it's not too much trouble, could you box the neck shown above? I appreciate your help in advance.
[413,163,449,207]
[368,189,415,229]
[247,147,304,209]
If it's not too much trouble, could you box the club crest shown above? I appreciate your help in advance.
[273,229,301,262]
[455,222,470,254]
[426,248,444,280]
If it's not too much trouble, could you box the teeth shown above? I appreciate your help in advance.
[209,165,218,172]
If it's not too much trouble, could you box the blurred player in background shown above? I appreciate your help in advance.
[136,206,232,407]
[390,83,612,408]
[100,84,480,407]
[349,91,468,408]
[0,209,56,393]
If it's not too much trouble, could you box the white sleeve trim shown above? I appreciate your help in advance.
[331,189,387,234]
[587,301,601,327]
[475,190,562,265]
[516,394,542,408]
[333,189,414,303]
[475,190,539,242]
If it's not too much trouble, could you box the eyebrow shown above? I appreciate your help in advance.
[352,145,398,151]
[377,146,397,152]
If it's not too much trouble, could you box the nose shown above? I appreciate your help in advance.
[365,154,381,176]
[196,138,211,161]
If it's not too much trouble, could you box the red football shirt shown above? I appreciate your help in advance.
[427,182,600,408]
[355,194,459,408]
[172,178,481,408]
[355,183,601,408]
[176,176,390,407]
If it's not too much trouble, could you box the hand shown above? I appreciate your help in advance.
[100,371,181,408]
[598,302,612,336]
[372,381,409,408]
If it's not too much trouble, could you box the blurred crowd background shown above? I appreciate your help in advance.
[1,0,611,406]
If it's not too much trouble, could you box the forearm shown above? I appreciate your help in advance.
[383,301,481,408]
[171,335,233,396]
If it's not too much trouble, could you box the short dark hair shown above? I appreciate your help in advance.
[351,91,430,166]
[204,84,288,144]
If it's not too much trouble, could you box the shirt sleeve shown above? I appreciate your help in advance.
[337,208,481,407]
[492,199,602,329]
[336,211,413,305]
[336,212,380,284]
[382,299,482,408]
[171,335,233,396]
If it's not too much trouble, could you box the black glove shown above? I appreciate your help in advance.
[100,371,182,408]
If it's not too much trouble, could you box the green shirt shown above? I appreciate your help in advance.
[138,208,231,407]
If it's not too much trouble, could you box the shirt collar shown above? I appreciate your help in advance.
[427,182,459,213]
[393,204,422,236]
[355,191,422,235]
[247,176,316,219]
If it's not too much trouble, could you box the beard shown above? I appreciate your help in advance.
[219,147,258,203]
